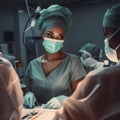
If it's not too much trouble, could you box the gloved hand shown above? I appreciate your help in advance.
[42,95,68,109]
[24,91,36,108]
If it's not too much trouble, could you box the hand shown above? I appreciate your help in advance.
[24,91,36,108]
[42,95,68,109]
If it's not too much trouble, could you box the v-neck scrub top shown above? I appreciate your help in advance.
[23,53,86,104]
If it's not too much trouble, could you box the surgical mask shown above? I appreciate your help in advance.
[104,38,120,62]
[42,37,64,54]
[104,27,120,62]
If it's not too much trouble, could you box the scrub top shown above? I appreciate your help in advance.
[24,53,86,104]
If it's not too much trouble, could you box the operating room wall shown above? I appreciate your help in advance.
[0,9,20,58]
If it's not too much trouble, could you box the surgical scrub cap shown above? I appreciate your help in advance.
[103,3,120,29]
[79,43,100,59]
[37,4,72,34]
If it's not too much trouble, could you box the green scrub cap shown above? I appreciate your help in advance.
[36,4,72,34]
[103,4,120,29]
[79,43,100,59]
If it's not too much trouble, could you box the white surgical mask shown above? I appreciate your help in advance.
[42,37,64,54]
[104,38,120,62]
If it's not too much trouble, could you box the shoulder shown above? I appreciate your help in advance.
[29,56,42,65]
[0,57,19,83]
[67,53,79,58]
[86,65,120,81]
[0,57,12,79]
[0,57,12,68]
[67,53,80,61]
[26,56,42,70]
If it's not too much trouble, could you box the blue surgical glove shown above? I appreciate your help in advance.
[42,95,68,109]
[24,91,36,108]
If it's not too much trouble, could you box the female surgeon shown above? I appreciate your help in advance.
[23,4,86,109]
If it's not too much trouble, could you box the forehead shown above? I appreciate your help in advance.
[44,27,65,34]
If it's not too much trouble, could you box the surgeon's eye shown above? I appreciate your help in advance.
[43,33,54,38]
[58,35,64,40]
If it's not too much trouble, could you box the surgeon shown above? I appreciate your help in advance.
[23,4,86,109]
[35,3,120,120]
[0,53,23,120]
[79,43,104,72]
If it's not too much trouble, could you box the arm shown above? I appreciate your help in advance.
[61,72,101,120]
[71,77,85,92]
[23,62,37,108]
[70,56,87,92]
[0,57,23,120]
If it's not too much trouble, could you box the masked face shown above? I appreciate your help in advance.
[42,37,64,54]
[104,27,120,62]
[104,37,120,62]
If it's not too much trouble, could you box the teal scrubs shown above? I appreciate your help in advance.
[24,53,86,104]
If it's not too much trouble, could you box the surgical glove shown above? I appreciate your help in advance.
[24,91,36,108]
[42,95,68,109]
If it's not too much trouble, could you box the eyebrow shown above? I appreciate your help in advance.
[45,31,53,34]
[45,31,65,36]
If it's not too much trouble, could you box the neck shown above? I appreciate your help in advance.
[43,51,66,62]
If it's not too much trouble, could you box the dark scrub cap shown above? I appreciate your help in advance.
[79,43,100,60]
[103,3,120,29]
[36,4,72,34]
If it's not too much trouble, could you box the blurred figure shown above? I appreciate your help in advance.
[0,53,23,120]
[0,45,16,68]
[35,3,120,120]
[23,4,86,109]
[79,43,104,72]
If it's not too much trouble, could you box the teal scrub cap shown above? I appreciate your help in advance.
[103,4,120,29]
[36,4,72,34]
[79,43,100,59]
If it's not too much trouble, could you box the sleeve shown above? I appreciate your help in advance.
[70,56,87,83]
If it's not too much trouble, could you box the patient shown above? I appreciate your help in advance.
[0,53,23,120]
